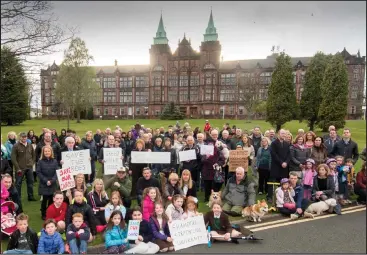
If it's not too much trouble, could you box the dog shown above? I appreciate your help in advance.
[215,141,230,166]
[241,200,269,222]
[304,198,337,218]
[208,190,222,208]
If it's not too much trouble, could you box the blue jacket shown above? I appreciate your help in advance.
[293,184,304,209]
[105,225,129,248]
[5,140,14,160]
[37,229,64,254]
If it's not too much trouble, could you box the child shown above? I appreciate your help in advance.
[5,213,39,254]
[204,201,251,243]
[312,164,336,202]
[37,219,64,254]
[66,174,88,205]
[165,194,184,222]
[276,178,296,216]
[183,196,202,219]
[327,158,339,196]
[142,187,162,221]
[125,206,160,254]
[149,202,174,253]
[103,210,129,254]
[1,181,9,213]
[66,213,90,254]
[302,159,316,200]
[163,173,183,206]
[46,191,68,233]
[344,158,355,204]
[105,191,127,222]
[336,156,348,202]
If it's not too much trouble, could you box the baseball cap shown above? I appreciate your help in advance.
[117,167,126,172]
[19,132,27,137]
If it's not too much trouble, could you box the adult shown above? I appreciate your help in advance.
[11,132,36,201]
[221,167,256,216]
[219,130,232,148]
[105,167,132,208]
[36,145,59,220]
[297,129,305,137]
[312,164,335,201]
[289,134,310,178]
[142,133,153,151]
[114,129,127,155]
[304,131,316,149]
[81,131,98,186]
[230,129,242,150]
[310,136,328,166]
[5,131,17,170]
[323,125,340,141]
[237,134,255,166]
[35,131,61,165]
[172,134,185,171]
[196,133,205,147]
[93,129,102,156]
[287,172,310,220]
[355,162,366,204]
[101,127,112,147]
[360,148,366,162]
[27,130,38,144]
[151,137,164,176]
[1,150,12,176]
[59,136,81,160]
[331,128,359,164]
[46,191,68,232]
[181,136,201,187]
[129,139,149,197]
[204,120,211,133]
[136,167,160,205]
[268,129,277,142]
[267,129,290,204]
[249,126,263,157]
[86,178,109,226]
[255,137,272,195]
[124,131,135,164]
[324,129,340,157]
[161,138,177,173]
[58,129,67,146]
[1,174,22,213]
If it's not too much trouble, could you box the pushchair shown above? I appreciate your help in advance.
[1,200,17,237]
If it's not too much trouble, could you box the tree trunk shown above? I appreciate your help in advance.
[309,120,315,131]
[276,124,281,132]
[67,107,70,130]
[76,109,81,123]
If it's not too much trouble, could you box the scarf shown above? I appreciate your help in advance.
[9,139,16,145]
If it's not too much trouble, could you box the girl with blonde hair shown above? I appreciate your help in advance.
[66,173,87,204]
[105,191,126,222]
[163,173,183,206]
[179,169,197,200]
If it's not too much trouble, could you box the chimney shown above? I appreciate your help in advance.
[114,59,118,67]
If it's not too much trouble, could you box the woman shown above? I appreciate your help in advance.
[66,173,88,204]
[51,129,59,144]
[172,134,185,170]
[289,134,310,178]
[310,136,328,166]
[355,162,366,204]
[237,134,255,166]
[124,131,135,164]
[193,127,200,140]
[74,135,82,146]
[255,137,272,195]
[161,138,177,174]
[27,130,38,144]
[87,178,109,227]
[129,139,148,197]
[36,145,59,220]
[179,169,197,200]
[151,137,164,176]
[285,130,293,144]
[5,131,17,170]
[59,129,67,146]
[81,131,97,187]
[312,164,335,201]
[304,131,316,149]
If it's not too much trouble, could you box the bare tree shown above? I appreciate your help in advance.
[238,74,259,122]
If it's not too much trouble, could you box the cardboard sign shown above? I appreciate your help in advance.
[56,167,75,191]
[131,151,170,164]
[179,150,197,162]
[127,220,140,240]
[228,150,249,172]
[61,149,91,175]
[103,148,123,175]
[168,216,208,251]
[200,145,214,156]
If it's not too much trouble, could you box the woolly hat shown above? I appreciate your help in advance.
[280,178,289,184]
[305,158,315,165]
[326,158,337,165]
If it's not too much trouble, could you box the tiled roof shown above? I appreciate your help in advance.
[93,65,150,74]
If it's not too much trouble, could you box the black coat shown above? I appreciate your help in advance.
[7,227,38,254]
[35,141,61,163]
[289,144,310,172]
[124,138,135,156]
[269,139,290,179]
[58,145,81,165]
[7,185,23,213]
[1,157,12,175]
[86,190,109,225]
[81,139,98,159]
[181,145,201,173]
[136,177,160,196]
[182,180,197,198]
[65,201,97,236]
[331,139,359,164]
[36,158,58,196]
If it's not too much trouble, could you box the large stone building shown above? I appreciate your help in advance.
[40,11,366,120]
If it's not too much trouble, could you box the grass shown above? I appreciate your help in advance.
[1,119,365,249]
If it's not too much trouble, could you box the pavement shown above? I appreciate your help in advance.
[88,205,366,254]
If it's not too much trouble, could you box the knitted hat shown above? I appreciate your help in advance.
[280,178,289,184]
[326,158,337,165]
[305,158,315,165]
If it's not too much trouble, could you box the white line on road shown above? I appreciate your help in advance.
[249,207,366,232]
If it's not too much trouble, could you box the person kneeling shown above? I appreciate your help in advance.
[66,213,90,254]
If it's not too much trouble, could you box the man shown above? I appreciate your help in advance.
[164,128,174,139]
[267,129,290,204]
[221,167,256,216]
[331,128,359,164]
[324,129,340,157]
[59,136,81,164]
[206,129,219,144]
[81,131,98,187]
[230,129,242,150]
[114,129,126,155]
[287,172,310,220]
[35,131,61,165]
[142,133,153,151]
[249,126,263,156]
[196,133,205,146]
[181,136,201,189]
[46,191,68,232]
[323,125,340,141]
[11,132,36,201]
[105,167,132,208]
[219,130,232,148]
[136,167,160,205]
[2,173,22,213]
[268,129,277,142]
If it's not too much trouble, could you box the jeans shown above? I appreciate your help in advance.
[69,238,87,254]
[4,250,33,254]
[278,198,309,216]
[339,181,349,199]
[15,168,34,199]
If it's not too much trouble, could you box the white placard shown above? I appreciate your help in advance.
[61,149,91,175]
[103,148,123,175]
[179,150,197,162]
[168,216,208,251]
[131,151,170,164]
[56,167,75,192]
[200,145,214,156]
[127,220,140,240]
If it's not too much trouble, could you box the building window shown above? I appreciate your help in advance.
[353,73,360,81]
[239,108,244,115]
[205,88,213,101]
[136,76,148,87]
[351,106,356,114]
[229,106,234,115]
[104,108,108,115]
[153,76,161,87]
[220,73,236,85]
[112,108,116,116]
[190,75,199,86]
[180,74,188,87]
[168,75,178,87]
[136,91,149,103]
[155,110,160,116]
[179,90,189,102]
[219,107,224,115]
[144,107,148,115]
[119,92,133,103]
[120,108,124,115]
[103,77,116,88]
[103,92,116,102]
[120,77,132,88]
[351,92,358,99]
[136,108,140,115]
[96,108,100,115]
[220,89,236,102]
[152,89,161,102]
[168,91,177,102]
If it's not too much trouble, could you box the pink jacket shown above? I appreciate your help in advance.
[142,195,154,221]
[302,169,316,186]
[1,184,9,213]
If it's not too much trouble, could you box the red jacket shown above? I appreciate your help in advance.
[46,202,68,222]
[204,123,211,132]
[356,171,366,189]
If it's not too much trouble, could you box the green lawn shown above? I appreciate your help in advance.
[1,119,365,249]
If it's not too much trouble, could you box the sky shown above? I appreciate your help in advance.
[37,1,366,67]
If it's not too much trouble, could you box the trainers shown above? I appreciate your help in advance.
[346,199,352,204]
[290,213,299,220]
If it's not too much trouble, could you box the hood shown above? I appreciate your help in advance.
[41,229,58,239]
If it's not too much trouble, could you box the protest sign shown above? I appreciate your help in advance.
[61,149,91,175]
[127,220,140,240]
[229,150,249,172]
[168,216,208,251]
[179,150,196,162]
[103,148,123,175]
[200,145,214,156]
[131,151,170,164]
[56,167,75,191]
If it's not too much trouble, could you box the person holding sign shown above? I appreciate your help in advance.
[125,206,160,254]
[80,131,98,187]
[181,136,201,186]
[103,210,129,254]
[129,139,149,197]
[36,145,59,220]
[59,137,80,162]
[105,167,132,208]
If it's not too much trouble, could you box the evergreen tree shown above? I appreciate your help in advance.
[266,52,297,131]
[300,52,331,131]
[318,54,349,131]
[160,102,185,120]
[0,47,29,125]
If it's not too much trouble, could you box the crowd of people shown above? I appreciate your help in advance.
[0,120,366,254]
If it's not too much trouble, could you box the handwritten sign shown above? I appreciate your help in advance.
[229,150,249,172]
[127,220,140,240]
[131,151,170,164]
[61,149,91,175]
[104,148,123,175]
[56,167,75,191]
[168,216,208,251]
[200,145,214,156]
[179,150,196,162]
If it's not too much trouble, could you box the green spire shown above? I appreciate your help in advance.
[204,9,218,41]
[154,14,168,45]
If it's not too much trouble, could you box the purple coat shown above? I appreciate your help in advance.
[149,216,170,241]
[201,146,225,181]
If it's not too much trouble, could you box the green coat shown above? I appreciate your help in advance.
[105,175,132,199]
